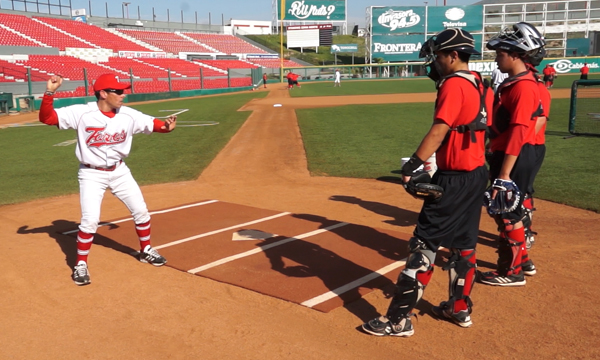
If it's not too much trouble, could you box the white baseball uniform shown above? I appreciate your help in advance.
[334,70,341,86]
[55,102,155,234]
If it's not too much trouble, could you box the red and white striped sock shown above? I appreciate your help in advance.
[76,230,94,265]
[136,220,151,252]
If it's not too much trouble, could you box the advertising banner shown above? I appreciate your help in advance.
[427,5,484,33]
[371,34,426,61]
[330,44,359,53]
[371,6,426,35]
[542,57,600,73]
[279,0,346,21]
[118,51,167,59]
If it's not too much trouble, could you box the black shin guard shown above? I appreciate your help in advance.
[386,238,435,323]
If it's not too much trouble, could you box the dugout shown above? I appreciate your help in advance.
[0,92,14,115]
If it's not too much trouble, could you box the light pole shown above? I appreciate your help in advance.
[123,2,131,19]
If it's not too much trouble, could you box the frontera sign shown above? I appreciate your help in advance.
[371,34,425,61]
[279,0,346,21]
[371,7,425,34]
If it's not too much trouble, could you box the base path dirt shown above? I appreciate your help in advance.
[1,83,599,360]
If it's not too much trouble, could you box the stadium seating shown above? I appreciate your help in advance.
[136,58,222,77]
[35,16,152,52]
[182,33,269,55]
[105,57,170,79]
[0,58,48,81]
[0,13,93,50]
[117,29,215,54]
[246,58,303,68]
[16,55,114,81]
[0,26,40,47]
[193,59,258,71]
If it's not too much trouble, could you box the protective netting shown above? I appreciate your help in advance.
[569,81,600,136]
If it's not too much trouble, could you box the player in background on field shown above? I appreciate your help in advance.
[334,69,341,87]
[580,63,590,80]
[262,72,268,89]
[362,28,492,337]
[542,64,556,88]
[39,73,176,286]
[479,22,546,287]
[491,66,509,92]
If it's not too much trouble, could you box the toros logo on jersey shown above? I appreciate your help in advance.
[85,127,127,147]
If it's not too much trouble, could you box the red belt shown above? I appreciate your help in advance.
[83,160,122,171]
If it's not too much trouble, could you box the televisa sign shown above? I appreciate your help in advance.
[279,0,346,21]
[426,5,484,33]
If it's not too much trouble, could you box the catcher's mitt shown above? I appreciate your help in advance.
[403,170,444,202]
[483,178,521,215]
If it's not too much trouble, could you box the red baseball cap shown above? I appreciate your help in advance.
[93,73,131,92]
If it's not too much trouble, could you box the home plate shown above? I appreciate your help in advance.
[232,229,278,241]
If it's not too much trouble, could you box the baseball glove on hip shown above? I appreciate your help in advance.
[483,178,521,215]
[403,170,444,202]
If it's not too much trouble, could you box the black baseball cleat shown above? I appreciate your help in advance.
[478,270,526,286]
[431,301,472,328]
[361,316,414,337]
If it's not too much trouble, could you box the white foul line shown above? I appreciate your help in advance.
[300,258,407,308]
[154,212,292,250]
[188,222,349,274]
[62,200,219,235]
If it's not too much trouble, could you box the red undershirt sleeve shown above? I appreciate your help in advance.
[39,94,59,126]
[153,118,170,133]
[505,124,527,156]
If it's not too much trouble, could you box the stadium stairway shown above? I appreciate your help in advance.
[176,32,221,54]
[193,61,228,75]
[107,28,163,52]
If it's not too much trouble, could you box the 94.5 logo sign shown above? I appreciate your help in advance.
[377,9,421,31]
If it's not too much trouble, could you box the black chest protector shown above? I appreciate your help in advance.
[436,70,490,143]
[489,71,544,139]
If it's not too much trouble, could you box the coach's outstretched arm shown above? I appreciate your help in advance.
[39,75,63,126]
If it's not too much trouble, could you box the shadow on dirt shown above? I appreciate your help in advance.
[17,220,137,269]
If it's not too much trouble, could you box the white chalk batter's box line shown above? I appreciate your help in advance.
[60,199,404,309]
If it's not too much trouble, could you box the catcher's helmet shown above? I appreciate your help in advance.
[486,22,546,56]
[420,28,480,62]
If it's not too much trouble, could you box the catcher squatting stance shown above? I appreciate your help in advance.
[362,28,493,337]
[39,73,177,286]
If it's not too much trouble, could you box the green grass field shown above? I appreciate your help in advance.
[2,80,599,213]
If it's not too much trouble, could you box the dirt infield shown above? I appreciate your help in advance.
[1,84,599,359]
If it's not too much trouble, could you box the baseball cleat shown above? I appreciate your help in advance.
[139,246,167,266]
[72,263,91,286]
[361,316,414,337]
[431,301,472,328]
[478,270,526,286]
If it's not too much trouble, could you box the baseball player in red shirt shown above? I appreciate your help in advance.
[39,73,177,286]
[479,22,546,287]
[362,28,492,337]
[580,62,590,80]
[542,64,556,88]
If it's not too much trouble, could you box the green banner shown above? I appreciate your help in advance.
[279,0,346,21]
[371,6,426,34]
[427,5,484,33]
[330,44,358,53]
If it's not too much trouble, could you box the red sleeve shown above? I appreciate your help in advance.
[539,84,551,117]
[507,81,538,127]
[152,119,170,133]
[505,124,527,156]
[434,78,464,127]
[39,94,59,126]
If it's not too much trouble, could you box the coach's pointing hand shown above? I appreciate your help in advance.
[162,115,177,131]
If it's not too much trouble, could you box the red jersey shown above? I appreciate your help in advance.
[542,67,555,77]
[581,65,590,75]
[434,72,493,171]
[490,71,541,155]
[534,81,551,145]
